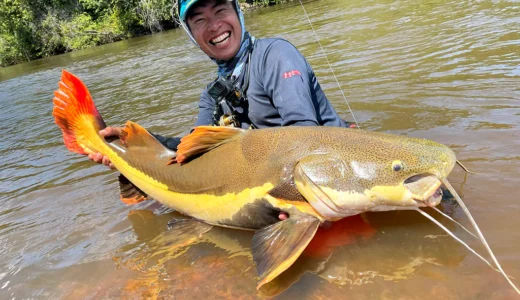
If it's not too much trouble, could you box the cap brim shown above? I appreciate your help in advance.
[179,0,199,21]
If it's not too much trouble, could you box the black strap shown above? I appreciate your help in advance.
[233,36,255,94]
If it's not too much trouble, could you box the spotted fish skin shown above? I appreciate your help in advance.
[53,69,456,228]
[93,124,453,227]
[53,70,457,288]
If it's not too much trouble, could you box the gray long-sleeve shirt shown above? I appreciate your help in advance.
[154,38,346,150]
[195,38,346,129]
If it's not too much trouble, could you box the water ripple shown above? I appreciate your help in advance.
[0,0,519,298]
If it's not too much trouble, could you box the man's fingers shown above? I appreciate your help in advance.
[99,128,112,137]
[87,151,113,169]
[102,156,111,166]
[106,127,119,135]
[91,153,103,163]
[100,126,122,138]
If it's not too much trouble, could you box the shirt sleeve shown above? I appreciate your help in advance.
[260,40,319,126]
[194,89,215,126]
[150,134,182,151]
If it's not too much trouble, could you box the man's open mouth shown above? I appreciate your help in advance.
[210,32,231,46]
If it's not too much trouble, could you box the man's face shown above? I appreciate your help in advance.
[187,0,242,61]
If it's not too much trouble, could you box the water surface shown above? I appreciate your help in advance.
[1,0,520,298]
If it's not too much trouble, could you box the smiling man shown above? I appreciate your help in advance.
[88,0,351,221]
[176,0,348,131]
[90,0,351,159]
[90,0,350,165]
[185,0,242,61]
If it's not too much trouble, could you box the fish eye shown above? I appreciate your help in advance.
[392,160,403,172]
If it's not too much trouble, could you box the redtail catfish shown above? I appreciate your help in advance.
[52,70,519,292]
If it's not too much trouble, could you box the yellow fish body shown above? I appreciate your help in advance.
[53,70,456,288]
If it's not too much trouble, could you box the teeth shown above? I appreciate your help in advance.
[211,32,230,44]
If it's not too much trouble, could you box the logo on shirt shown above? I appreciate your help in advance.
[283,70,301,79]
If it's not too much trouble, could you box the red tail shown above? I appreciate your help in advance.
[52,70,106,155]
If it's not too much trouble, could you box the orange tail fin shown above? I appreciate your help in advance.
[53,70,107,155]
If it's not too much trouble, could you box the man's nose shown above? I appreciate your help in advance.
[207,17,222,31]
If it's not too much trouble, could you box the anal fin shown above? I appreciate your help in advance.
[164,218,213,251]
[252,213,320,289]
[119,174,149,204]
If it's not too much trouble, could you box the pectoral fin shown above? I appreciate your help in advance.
[252,214,320,289]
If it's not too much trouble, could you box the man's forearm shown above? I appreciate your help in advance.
[150,133,182,151]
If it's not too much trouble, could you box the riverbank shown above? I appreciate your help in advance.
[0,0,289,68]
[2,0,520,297]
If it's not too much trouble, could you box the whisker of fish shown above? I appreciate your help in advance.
[414,207,496,271]
[430,206,478,239]
[456,160,477,174]
[440,178,520,294]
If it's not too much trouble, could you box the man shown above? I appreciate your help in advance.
[90,0,349,167]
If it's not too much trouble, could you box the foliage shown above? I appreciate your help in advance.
[40,10,67,55]
[136,0,175,32]
[0,0,289,67]
[60,13,101,50]
[239,0,283,6]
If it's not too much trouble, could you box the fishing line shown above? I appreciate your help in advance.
[297,0,361,129]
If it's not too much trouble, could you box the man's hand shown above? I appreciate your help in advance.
[87,127,123,169]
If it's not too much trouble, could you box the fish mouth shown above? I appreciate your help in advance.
[404,173,443,207]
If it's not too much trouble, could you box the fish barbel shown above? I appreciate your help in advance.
[52,70,518,292]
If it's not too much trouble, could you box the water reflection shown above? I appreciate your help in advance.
[109,201,467,297]
[1,0,520,298]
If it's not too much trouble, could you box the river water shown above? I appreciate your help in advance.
[1,0,519,298]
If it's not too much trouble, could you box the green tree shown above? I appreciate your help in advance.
[0,0,290,66]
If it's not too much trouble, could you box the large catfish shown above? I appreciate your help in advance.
[52,70,518,292]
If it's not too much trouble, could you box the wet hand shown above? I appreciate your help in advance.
[87,126,123,169]
[88,152,114,169]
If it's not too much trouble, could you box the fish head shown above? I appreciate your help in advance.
[294,133,457,220]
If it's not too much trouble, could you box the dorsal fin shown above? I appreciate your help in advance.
[174,126,244,164]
